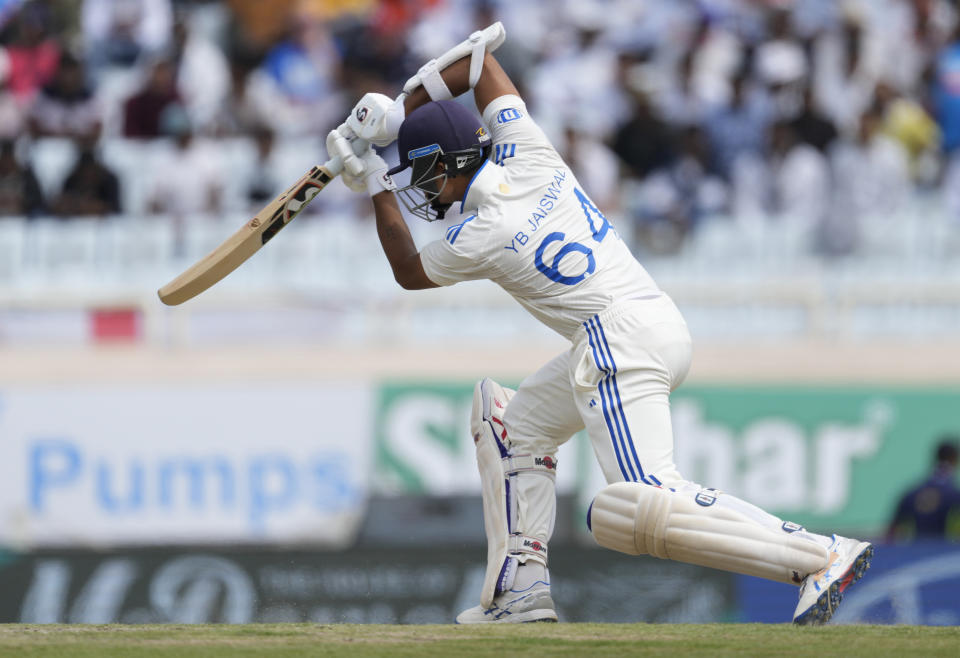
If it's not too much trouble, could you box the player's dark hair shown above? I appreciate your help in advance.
[935,437,959,466]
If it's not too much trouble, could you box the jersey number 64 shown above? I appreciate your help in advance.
[534,188,614,286]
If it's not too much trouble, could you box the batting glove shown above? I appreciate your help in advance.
[341,142,397,197]
[346,92,406,147]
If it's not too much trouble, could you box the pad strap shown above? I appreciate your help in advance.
[507,534,548,561]
[417,59,453,101]
[503,454,558,478]
[468,32,487,88]
[402,22,506,97]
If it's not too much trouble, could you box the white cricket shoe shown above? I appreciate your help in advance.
[792,534,874,625]
[456,581,557,624]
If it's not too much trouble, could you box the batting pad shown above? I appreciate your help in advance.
[588,482,829,585]
[472,378,555,608]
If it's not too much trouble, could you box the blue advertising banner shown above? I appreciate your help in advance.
[737,542,960,625]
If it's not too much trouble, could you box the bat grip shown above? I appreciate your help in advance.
[323,155,345,176]
[326,128,369,177]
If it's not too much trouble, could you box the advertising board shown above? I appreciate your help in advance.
[0,385,372,548]
[0,547,734,624]
[376,382,960,536]
[738,542,960,625]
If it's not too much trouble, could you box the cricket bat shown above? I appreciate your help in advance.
[158,151,354,305]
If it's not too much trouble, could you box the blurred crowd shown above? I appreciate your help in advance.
[2,0,960,256]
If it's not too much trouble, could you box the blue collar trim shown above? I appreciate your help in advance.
[460,160,490,214]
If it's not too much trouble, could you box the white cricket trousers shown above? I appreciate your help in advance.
[497,295,689,550]
[504,294,692,487]
[500,294,834,557]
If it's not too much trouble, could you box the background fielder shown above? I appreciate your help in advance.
[331,24,873,625]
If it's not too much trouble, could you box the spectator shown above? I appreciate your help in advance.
[791,83,839,153]
[209,60,261,136]
[29,53,102,139]
[528,6,628,141]
[624,125,727,255]
[338,21,416,100]
[560,124,620,212]
[122,58,182,138]
[2,3,61,104]
[754,7,808,119]
[49,138,122,217]
[0,49,26,139]
[0,139,44,217]
[170,12,230,135]
[685,11,744,109]
[932,21,960,154]
[888,437,960,541]
[82,0,173,76]
[145,108,223,217]
[828,107,910,254]
[612,87,674,181]
[245,125,276,210]
[875,82,940,181]
[790,0,842,41]
[671,124,728,223]
[656,49,707,128]
[224,0,311,53]
[244,8,344,136]
[768,119,830,230]
[879,0,956,97]
[705,69,772,179]
[812,12,878,136]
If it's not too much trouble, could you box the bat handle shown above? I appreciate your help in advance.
[326,127,368,177]
[323,155,344,176]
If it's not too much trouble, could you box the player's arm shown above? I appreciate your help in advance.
[371,190,437,290]
[329,136,436,290]
[343,23,514,147]
[403,52,519,119]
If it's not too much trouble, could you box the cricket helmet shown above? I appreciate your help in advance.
[388,100,492,221]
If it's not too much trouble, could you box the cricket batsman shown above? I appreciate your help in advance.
[328,23,873,625]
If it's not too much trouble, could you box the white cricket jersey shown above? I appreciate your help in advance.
[419,95,661,340]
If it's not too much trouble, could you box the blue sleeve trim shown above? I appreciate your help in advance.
[445,214,477,245]
[494,143,517,166]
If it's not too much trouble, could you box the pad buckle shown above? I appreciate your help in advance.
[503,454,557,477]
[507,534,548,561]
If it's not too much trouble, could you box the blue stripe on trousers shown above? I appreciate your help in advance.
[593,317,651,484]
[588,315,652,485]
[584,317,636,481]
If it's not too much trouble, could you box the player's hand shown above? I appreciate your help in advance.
[337,137,397,197]
[345,92,406,147]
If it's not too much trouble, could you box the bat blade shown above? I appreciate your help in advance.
[157,165,335,306]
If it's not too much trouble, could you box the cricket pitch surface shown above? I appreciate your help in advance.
[2,623,959,657]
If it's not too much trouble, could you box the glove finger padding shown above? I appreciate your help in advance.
[347,92,406,148]
[340,168,369,194]
[337,139,396,196]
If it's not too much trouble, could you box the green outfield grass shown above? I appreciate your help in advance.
[1,624,959,657]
